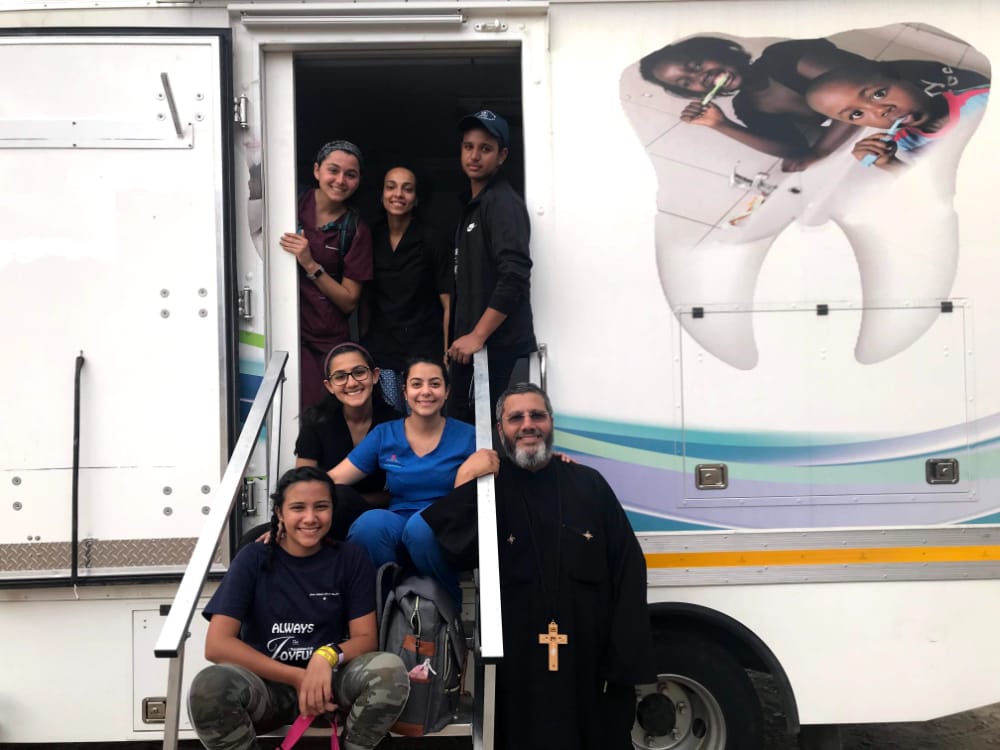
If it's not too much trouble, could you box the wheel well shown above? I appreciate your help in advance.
[648,602,800,734]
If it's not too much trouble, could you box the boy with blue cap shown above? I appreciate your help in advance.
[447,110,537,423]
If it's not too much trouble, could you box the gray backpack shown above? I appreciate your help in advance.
[376,563,467,736]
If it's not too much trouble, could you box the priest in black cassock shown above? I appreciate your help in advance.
[423,382,655,750]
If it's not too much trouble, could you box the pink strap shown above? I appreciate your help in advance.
[280,714,339,750]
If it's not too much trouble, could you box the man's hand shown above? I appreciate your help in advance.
[448,332,486,364]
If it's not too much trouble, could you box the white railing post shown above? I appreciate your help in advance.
[472,347,502,750]
[154,351,288,749]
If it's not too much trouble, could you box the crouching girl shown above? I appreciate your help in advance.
[188,466,409,750]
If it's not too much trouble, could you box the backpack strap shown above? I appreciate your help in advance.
[334,207,359,283]
[375,561,402,626]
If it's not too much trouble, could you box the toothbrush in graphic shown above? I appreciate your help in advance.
[861,117,905,166]
[701,73,732,106]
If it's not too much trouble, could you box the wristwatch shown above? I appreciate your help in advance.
[307,265,325,280]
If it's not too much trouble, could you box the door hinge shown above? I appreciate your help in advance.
[233,95,249,129]
[238,287,253,321]
[239,477,257,516]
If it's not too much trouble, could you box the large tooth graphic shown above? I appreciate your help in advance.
[623,32,989,369]
[827,105,982,364]
[655,218,780,369]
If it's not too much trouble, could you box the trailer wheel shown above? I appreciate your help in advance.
[632,630,762,750]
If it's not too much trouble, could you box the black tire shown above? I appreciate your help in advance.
[632,629,762,750]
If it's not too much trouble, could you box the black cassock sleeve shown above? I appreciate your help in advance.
[584,466,656,686]
[422,478,481,571]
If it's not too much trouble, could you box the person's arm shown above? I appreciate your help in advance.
[278,231,364,314]
[449,308,507,364]
[296,611,378,717]
[430,228,454,355]
[680,102,808,157]
[440,293,452,355]
[331,426,382,485]
[205,614,305,688]
[329,456,368,486]
[296,457,319,468]
[781,120,860,172]
[340,611,378,660]
[313,274,364,315]
[454,449,500,486]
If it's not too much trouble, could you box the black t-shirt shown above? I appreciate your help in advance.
[295,395,401,494]
[203,541,376,667]
[364,219,452,371]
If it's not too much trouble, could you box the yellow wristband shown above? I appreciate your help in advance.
[314,646,338,668]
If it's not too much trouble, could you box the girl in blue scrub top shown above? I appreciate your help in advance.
[329,357,494,602]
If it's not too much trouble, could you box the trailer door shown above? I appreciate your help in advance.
[0,32,235,582]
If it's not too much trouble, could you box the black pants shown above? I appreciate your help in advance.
[446,350,519,426]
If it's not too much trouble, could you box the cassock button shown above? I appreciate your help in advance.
[507,534,516,545]
[583,530,594,541]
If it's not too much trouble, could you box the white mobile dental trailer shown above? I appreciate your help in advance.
[2,1,999,749]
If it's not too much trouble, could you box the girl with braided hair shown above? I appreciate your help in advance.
[188,466,409,750]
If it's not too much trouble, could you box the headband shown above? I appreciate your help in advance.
[323,342,374,378]
[315,140,364,170]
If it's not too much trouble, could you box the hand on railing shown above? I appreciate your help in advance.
[455,449,500,487]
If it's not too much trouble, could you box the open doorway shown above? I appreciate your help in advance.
[293,48,523,244]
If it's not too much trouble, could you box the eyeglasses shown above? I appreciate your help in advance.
[502,410,550,426]
[327,365,371,386]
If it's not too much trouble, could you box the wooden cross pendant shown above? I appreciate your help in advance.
[538,620,568,671]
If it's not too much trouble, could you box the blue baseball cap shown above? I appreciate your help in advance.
[458,109,510,149]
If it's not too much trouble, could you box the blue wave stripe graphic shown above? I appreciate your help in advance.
[559,412,1000,467]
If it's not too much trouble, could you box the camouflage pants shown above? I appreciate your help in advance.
[188,652,409,750]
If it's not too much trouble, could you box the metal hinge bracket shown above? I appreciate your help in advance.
[233,95,249,129]
[238,287,253,321]
[474,18,508,32]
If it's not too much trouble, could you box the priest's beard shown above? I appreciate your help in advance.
[501,429,554,471]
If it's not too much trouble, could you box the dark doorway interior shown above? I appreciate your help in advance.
[293,48,523,242]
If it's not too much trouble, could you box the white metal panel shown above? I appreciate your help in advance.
[133,606,211,733]
[0,35,230,575]
[650,578,1000,724]
[0,584,212,742]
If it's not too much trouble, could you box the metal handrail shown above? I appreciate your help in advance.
[472,347,503,662]
[154,350,288,750]
[536,343,547,392]
[471,347,502,750]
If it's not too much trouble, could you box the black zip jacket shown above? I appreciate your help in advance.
[453,176,537,356]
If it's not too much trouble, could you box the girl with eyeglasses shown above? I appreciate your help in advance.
[329,356,495,605]
[291,343,402,540]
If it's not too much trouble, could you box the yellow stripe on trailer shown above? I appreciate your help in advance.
[646,545,1000,568]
